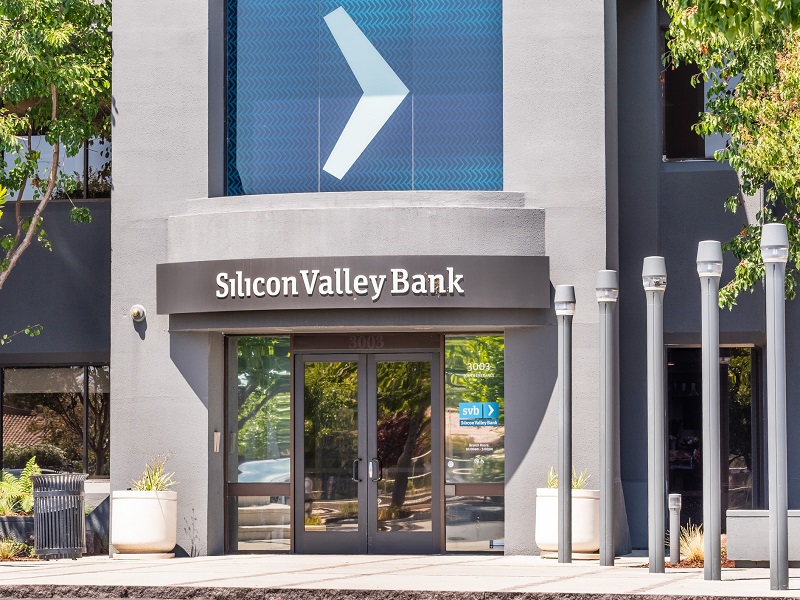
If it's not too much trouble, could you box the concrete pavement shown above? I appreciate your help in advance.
[0,554,798,598]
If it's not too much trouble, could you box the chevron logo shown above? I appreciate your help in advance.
[322,7,409,180]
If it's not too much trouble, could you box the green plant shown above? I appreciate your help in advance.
[2,443,69,471]
[680,522,704,565]
[546,466,558,489]
[545,466,591,489]
[0,537,30,560]
[0,457,41,515]
[339,502,358,518]
[304,515,322,526]
[131,455,176,492]
[0,0,112,291]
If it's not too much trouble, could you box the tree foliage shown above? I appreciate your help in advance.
[664,1,800,306]
[0,0,111,291]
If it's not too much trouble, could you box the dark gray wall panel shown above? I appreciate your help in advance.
[0,200,110,365]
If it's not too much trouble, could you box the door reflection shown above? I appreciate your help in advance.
[376,361,432,533]
[303,361,360,532]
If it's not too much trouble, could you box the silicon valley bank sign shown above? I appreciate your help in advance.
[156,256,549,314]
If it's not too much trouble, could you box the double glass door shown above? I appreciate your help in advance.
[294,353,441,554]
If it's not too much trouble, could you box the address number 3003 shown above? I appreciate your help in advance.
[347,335,385,350]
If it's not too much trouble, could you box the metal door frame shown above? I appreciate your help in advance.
[293,349,442,554]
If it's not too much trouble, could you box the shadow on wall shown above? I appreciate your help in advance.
[169,331,211,410]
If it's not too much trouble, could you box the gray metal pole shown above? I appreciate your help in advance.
[697,241,722,580]
[669,494,681,566]
[597,270,619,567]
[762,224,789,591]
[643,256,667,574]
[555,285,576,564]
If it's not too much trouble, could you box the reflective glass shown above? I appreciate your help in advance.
[446,495,504,552]
[376,361,432,533]
[303,361,359,532]
[2,367,85,473]
[228,337,291,484]
[228,495,291,552]
[444,336,505,484]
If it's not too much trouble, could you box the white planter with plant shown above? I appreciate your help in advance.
[111,456,177,558]
[535,467,600,556]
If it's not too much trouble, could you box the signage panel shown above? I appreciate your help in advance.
[227,0,503,195]
[156,255,549,314]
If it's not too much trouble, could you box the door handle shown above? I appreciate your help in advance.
[352,459,362,482]
[370,458,382,482]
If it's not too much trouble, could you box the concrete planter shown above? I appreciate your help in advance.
[110,490,177,558]
[0,515,34,546]
[534,488,600,555]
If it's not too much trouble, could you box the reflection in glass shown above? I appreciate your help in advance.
[2,367,85,473]
[376,361,432,533]
[446,495,504,552]
[229,337,291,484]
[87,366,111,477]
[667,347,760,528]
[228,495,290,552]
[303,362,359,532]
[444,336,505,484]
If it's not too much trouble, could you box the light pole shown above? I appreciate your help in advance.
[555,284,576,564]
[643,256,667,574]
[697,240,723,581]
[761,223,789,591]
[597,270,619,567]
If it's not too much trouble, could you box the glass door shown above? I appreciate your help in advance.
[294,353,440,554]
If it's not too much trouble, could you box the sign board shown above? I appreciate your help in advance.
[459,402,500,427]
[156,255,549,314]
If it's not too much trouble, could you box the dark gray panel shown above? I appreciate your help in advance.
[0,200,110,365]
[157,256,550,314]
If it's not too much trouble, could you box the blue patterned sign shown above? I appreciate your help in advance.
[227,0,503,195]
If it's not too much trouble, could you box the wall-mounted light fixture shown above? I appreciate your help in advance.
[130,305,146,322]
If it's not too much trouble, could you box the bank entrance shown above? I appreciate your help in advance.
[295,351,440,553]
[226,334,505,555]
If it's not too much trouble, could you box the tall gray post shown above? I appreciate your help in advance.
[642,256,667,574]
[761,223,789,591]
[597,270,619,566]
[697,241,723,580]
[554,285,576,563]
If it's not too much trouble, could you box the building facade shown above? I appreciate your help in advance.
[0,0,791,557]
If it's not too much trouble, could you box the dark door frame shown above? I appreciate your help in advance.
[292,348,443,554]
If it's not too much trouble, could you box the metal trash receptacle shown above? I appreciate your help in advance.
[32,474,88,559]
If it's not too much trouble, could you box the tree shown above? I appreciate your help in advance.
[663,1,800,306]
[0,0,111,291]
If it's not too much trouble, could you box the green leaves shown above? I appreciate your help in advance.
[69,206,91,223]
[0,323,43,346]
[0,0,111,290]
[664,1,800,307]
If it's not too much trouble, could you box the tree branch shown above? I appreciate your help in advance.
[0,85,58,292]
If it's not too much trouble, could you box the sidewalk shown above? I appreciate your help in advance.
[0,554,799,599]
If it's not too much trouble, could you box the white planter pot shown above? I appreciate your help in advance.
[111,490,177,556]
[534,488,600,553]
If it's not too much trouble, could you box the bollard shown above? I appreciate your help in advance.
[668,494,681,566]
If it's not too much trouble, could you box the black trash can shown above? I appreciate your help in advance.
[32,474,88,559]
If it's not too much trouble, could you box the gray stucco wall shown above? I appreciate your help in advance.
[504,0,614,553]
[0,200,110,366]
[113,0,614,556]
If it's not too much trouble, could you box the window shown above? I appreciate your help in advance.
[661,27,729,160]
[2,137,111,201]
[667,347,764,531]
[226,336,291,553]
[1,366,110,477]
[444,334,505,552]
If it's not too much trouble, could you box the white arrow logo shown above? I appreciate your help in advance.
[322,7,409,179]
[486,404,495,417]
